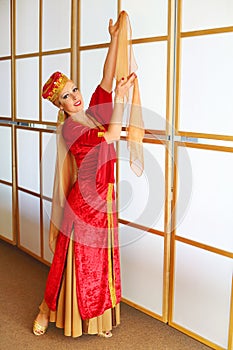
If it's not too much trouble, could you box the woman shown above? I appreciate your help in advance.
[33,12,136,338]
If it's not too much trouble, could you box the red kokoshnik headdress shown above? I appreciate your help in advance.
[42,71,69,103]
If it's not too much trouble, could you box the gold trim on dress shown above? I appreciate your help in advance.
[107,183,117,307]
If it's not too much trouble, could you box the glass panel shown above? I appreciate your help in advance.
[182,0,233,32]
[18,191,40,256]
[0,60,11,117]
[173,242,232,349]
[0,0,10,57]
[0,184,12,241]
[16,0,39,54]
[80,48,107,108]
[81,0,117,45]
[120,225,164,315]
[42,0,71,51]
[42,53,71,122]
[17,129,40,193]
[133,42,167,130]
[179,33,233,136]
[43,199,53,263]
[42,132,56,198]
[176,146,233,253]
[0,126,12,182]
[16,57,39,120]
[121,0,168,38]
[119,142,165,231]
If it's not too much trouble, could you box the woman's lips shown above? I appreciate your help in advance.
[74,100,81,106]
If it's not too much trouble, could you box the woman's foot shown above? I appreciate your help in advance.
[98,330,112,338]
[33,312,49,336]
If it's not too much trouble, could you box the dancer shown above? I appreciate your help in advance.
[33,11,137,338]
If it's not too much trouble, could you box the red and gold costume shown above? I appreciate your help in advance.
[43,85,121,324]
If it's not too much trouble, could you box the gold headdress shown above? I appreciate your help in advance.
[42,71,69,103]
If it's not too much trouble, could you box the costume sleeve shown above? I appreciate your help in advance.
[86,85,113,126]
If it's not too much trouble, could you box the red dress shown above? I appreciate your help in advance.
[44,85,121,320]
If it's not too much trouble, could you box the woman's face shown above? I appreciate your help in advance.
[58,80,83,115]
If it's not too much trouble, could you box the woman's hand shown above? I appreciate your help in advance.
[109,10,126,39]
[104,72,137,144]
[108,18,119,39]
[115,72,137,101]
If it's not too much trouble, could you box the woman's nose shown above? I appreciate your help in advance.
[71,92,78,100]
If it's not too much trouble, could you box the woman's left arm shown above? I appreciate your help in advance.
[100,13,121,92]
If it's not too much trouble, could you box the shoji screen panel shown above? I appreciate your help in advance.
[41,131,56,264]
[16,57,40,121]
[0,0,11,120]
[119,141,166,320]
[170,144,233,349]
[119,142,166,232]
[116,0,172,322]
[0,125,13,243]
[0,60,11,118]
[0,0,11,58]
[120,225,164,317]
[16,0,39,55]
[13,0,74,263]
[170,1,233,349]
[17,128,41,256]
[0,0,13,243]
[178,32,233,137]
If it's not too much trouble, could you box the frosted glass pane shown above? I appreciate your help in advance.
[179,33,233,136]
[173,243,232,349]
[0,0,10,57]
[17,129,40,193]
[42,132,56,198]
[0,60,11,117]
[42,0,71,51]
[182,0,233,31]
[16,0,39,54]
[0,184,12,241]
[18,191,40,256]
[80,49,107,108]
[43,200,53,263]
[119,142,165,231]
[176,147,233,252]
[16,57,39,120]
[133,42,167,130]
[0,126,12,182]
[121,0,168,37]
[81,0,117,45]
[42,54,70,122]
[120,225,164,315]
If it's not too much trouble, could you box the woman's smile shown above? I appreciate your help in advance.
[74,100,81,107]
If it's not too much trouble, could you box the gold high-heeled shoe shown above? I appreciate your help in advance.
[33,320,48,336]
[98,331,112,338]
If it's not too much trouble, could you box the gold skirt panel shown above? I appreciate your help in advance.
[40,238,120,337]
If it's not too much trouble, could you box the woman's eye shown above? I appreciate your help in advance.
[63,94,69,99]
[73,87,78,93]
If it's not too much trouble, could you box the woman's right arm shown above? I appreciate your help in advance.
[104,73,136,143]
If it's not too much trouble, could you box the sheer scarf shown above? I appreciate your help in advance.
[115,11,144,177]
